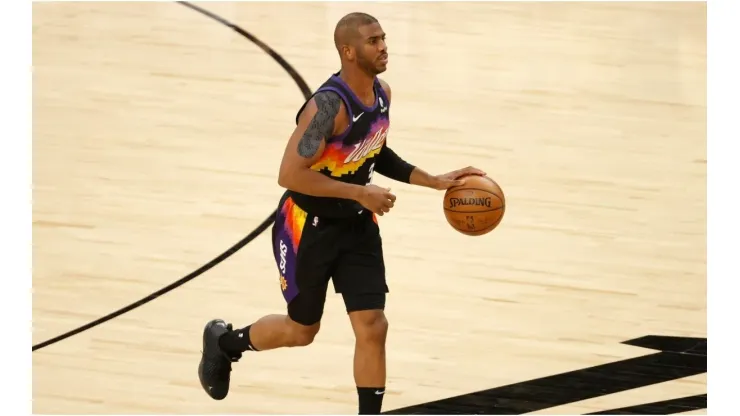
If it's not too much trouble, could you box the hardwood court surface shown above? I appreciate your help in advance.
[32,2,707,414]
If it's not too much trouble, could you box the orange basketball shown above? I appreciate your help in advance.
[443,175,505,236]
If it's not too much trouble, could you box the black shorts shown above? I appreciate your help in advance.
[271,193,388,325]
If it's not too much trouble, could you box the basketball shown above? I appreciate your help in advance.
[443,175,505,236]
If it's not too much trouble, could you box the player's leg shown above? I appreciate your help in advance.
[228,196,334,351]
[333,213,389,414]
[346,296,388,415]
[197,294,328,400]
[197,195,336,400]
[219,283,327,352]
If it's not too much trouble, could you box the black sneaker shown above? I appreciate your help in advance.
[198,319,241,400]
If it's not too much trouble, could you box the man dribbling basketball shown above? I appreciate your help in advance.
[197,12,485,414]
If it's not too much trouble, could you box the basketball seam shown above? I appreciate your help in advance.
[446,187,503,199]
[449,214,503,234]
[443,207,503,213]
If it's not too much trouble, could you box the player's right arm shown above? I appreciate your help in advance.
[277,91,396,215]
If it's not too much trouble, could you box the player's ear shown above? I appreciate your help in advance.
[342,45,354,61]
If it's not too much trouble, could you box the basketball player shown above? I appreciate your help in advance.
[197,12,485,414]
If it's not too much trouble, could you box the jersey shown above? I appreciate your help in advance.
[287,72,391,218]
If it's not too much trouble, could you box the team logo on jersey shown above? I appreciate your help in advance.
[344,126,388,163]
[279,275,288,291]
[310,120,390,177]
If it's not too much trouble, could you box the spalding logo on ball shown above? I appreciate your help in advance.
[443,175,505,236]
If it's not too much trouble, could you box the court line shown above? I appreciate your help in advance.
[32,1,313,352]
[587,394,707,415]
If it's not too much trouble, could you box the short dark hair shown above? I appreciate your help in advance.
[334,12,379,50]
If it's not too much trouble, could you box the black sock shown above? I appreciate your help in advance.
[357,386,385,414]
[218,325,259,354]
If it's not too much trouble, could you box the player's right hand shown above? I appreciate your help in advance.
[359,185,396,216]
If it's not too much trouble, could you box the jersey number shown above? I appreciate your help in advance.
[367,162,375,184]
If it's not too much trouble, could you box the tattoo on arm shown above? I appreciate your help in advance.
[297,91,341,158]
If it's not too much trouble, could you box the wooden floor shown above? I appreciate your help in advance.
[32,1,707,414]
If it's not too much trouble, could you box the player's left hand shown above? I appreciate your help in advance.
[432,166,487,190]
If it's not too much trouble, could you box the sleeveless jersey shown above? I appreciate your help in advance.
[287,72,390,218]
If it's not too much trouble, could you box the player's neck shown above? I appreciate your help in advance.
[338,68,375,103]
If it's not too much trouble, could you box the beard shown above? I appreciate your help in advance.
[356,53,384,75]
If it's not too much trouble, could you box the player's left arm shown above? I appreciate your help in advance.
[374,78,487,190]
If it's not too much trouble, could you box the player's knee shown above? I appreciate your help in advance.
[286,290,326,346]
[287,320,320,347]
[351,310,389,346]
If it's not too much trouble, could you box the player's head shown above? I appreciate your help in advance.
[334,12,388,76]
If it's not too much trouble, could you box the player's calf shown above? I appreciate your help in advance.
[219,315,320,353]
[350,309,389,383]
[348,305,389,415]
